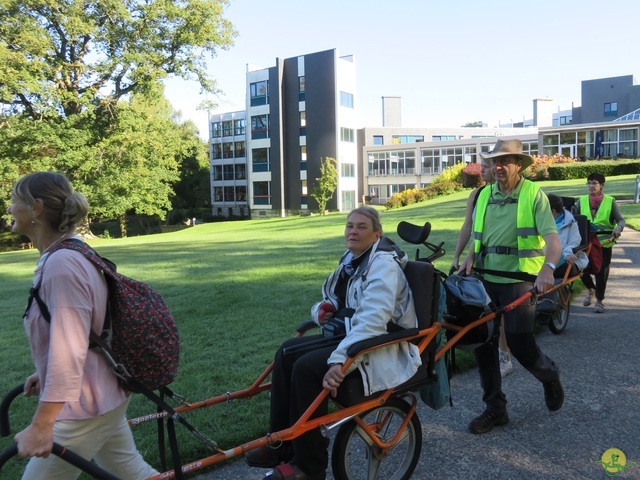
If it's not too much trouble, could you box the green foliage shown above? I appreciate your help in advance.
[0,87,209,236]
[0,0,237,118]
[385,181,464,210]
[547,159,640,180]
[433,162,466,184]
[311,157,338,215]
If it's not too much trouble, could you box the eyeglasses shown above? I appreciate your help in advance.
[586,181,600,185]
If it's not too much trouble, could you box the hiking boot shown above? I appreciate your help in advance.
[245,443,293,468]
[469,409,509,434]
[543,379,565,411]
[594,301,605,314]
[499,350,514,377]
[583,289,595,306]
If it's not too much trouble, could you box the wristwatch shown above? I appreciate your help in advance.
[544,262,556,270]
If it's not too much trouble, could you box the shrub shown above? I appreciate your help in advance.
[461,162,483,188]
[433,162,466,184]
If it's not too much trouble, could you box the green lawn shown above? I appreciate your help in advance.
[0,175,638,477]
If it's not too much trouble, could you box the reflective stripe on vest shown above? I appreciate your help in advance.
[579,194,615,248]
[473,179,546,274]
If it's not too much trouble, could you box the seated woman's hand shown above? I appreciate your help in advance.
[322,364,345,397]
[317,302,335,325]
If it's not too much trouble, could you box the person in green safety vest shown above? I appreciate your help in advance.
[573,172,626,313]
[459,139,564,435]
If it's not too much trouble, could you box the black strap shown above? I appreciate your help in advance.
[474,267,537,283]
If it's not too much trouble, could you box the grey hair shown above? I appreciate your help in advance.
[347,206,383,233]
[12,172,89,233]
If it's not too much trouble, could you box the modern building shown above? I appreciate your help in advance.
[209,110,248,218]
[209,48,358,218]
[210,57,640,218]
[572,75,640,125]
[360,130,538,205]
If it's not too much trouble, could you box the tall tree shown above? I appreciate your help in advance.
[311,157,338,215]
[0,0,237,119]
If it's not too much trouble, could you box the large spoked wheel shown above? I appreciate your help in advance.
[331,397,422,480]
[548,284,572,335]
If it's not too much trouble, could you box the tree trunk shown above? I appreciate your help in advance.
[119,215,127,238]
[76,217,96,239]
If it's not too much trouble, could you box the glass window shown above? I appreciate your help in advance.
[236,185,247,202]
[234,141,245,158]
[252,148,270,172]
[300,145,307,160]
[560,132,576,144]
[619,128,638,141]
[235,163,246,180]
[213,186,223,202]
[393,135,425,144]
[250,81,268,106]
[212,143,222,159]
[543,134,559,146]
[420,148,440,174]
[300,111,306,127]
[299,76,305,92]
[224,186,234,201]
[253,181,271,205]
[602,129,617,142]
[234,119,246,136]
[340,127,354,143]
[223,142,233,159]
[212,165,222,181]
[604,102,618,116]
[223,164,234,180]
[222,121,233,137]
[251,115,269,139]
[212,122,222,138]
[342,190,355,211]
[373,135,383,145]
[340,91,354,108]
[341,163,355,177]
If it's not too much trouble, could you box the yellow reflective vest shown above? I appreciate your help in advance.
[473,180,546,274]
[579,194,615,248]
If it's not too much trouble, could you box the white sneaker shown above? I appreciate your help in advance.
[499,350,514,377]
[583,289,595,307]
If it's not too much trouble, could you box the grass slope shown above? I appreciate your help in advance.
[0,175,638,477]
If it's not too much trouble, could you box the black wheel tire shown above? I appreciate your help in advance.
[549,295,571,334]
[331,397,422,480]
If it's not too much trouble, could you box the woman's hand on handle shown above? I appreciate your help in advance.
[322,364,345,398]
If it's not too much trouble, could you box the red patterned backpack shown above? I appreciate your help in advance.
[27,239,179,393]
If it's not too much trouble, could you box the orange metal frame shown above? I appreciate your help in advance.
[138,266,584,479]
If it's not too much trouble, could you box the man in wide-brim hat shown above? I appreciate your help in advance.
[458,138,564,435]
[481,138,534,170]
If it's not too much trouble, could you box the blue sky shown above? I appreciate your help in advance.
[164,0,640,138]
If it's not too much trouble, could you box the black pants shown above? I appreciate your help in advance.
[270,335,361,475]
[475,281,561,412]
[581,246,613,302]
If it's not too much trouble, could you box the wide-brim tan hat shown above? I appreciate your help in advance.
[480,139,534,170]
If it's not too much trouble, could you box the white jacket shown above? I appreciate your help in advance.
[557,209,589,271]
[311,237,421,396]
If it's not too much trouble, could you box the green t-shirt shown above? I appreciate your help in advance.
[481,179,557,283]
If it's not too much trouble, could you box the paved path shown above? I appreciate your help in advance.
[195,227,640,480]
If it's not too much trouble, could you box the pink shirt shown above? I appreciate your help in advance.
[24,247,128,420]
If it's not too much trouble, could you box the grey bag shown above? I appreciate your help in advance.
[444,274,495,351]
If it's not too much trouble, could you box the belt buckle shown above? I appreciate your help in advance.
[496,246,507,254]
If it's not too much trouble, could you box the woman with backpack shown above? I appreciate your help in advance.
[8,172,157,480]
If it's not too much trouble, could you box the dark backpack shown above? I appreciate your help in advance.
[26,239,179,392]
